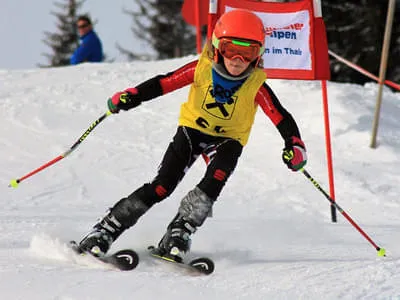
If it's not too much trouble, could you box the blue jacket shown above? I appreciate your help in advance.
[70,30,103,65]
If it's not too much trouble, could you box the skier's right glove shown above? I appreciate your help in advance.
[107,88,141,113]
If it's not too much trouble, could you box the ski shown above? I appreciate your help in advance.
[148,245,214,275]
[69,241,139,271]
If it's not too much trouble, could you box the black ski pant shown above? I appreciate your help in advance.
[132,126,243,208]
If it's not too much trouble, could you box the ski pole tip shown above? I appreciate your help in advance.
[9,179,19,188]
[377,247,386,257]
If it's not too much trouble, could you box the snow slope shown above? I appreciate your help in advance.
[1,58,400,299]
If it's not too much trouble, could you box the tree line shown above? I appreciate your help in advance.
[42,0,400,85]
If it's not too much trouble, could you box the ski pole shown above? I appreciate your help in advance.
[300,168,386,257]
[9,110,112,188]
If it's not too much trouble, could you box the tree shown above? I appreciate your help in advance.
[322,0,400,85]
[118,0,197,60]
[41,0,86,67]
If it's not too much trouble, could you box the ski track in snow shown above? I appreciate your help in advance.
[1,58,400,299]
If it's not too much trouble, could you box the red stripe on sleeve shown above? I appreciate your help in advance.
[159,60,197,94]
[255,85,284,126]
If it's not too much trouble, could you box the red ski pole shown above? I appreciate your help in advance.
[9,110,112,188]
[300,168,386,257]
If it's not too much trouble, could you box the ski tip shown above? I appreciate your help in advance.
[111,249,139,271]
[69,241,139,271]
[189,257,215,275]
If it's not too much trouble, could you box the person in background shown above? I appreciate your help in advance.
[76,9,307,262]
[70,15,103,65]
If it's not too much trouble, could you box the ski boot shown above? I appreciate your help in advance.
[78,192,151,257]
[157,216,197,263]
[78,213,123,257]
[157,187,214,262]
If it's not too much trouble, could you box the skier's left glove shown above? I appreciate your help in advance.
[282,136,307,171]
[107,88,141,113]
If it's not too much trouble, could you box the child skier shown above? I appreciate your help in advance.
[77,9,307,262]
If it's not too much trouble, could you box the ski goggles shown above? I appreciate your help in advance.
[213,37,264,62]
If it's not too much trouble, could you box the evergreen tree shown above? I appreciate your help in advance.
[118,0,196,60]
[41,0,86,67]
[322,0,400,85]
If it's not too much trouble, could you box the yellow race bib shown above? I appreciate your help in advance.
[178,49,266,146]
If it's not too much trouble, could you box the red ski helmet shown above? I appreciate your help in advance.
[212,9,266,62]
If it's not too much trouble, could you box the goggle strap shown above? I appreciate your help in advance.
[212,34,220,49]
[259,46,265,56]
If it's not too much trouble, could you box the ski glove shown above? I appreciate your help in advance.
[282,136,307,171]
[107,88,141,113]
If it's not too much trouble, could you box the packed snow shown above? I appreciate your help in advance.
[1,57,400,299]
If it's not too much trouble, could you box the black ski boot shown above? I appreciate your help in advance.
[157,215,197,262]
[78,213,123,257]
[78,192,151,257]
[157,187,215,262]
